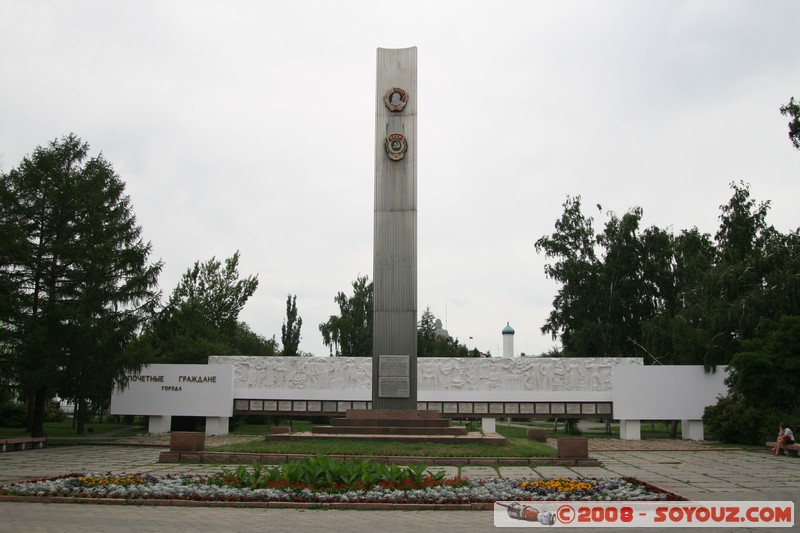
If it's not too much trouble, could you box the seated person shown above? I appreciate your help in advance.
[774,423,795,456]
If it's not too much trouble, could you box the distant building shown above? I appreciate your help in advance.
[433,318,450,339]
[502,322,515,358]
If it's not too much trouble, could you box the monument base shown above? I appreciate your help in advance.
[270,409,506,444]
[313,409,465,436]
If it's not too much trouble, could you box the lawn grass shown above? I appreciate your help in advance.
[0,419,147,439]
[208,424,557,457]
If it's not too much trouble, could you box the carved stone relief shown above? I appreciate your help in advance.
[208,356,642,393]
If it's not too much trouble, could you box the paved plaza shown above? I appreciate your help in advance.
[0,444,798,532]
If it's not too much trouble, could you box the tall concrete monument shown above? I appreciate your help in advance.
[372,47,418,409]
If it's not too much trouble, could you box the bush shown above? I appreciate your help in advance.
[703,396,769,445]
[564,418,582,435]
[0,403,27,428]
[44,404,66,423]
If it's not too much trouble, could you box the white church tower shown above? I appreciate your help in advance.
[502,322,515,358]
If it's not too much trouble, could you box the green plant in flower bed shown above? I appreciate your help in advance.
[209,456,459,492]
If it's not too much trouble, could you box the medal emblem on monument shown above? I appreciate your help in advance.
[385,133,408,161]
[383,87,408,112]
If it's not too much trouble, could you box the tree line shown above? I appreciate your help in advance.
[535,182,800,366]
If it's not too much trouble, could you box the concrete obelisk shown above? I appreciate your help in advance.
[372,47,417,410]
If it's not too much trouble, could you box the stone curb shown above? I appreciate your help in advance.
[158,451,599,467]
[0,495,494,510]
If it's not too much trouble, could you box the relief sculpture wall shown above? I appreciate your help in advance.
[208,356,642,392]
[209,356,373,391]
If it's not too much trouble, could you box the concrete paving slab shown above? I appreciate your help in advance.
[460,466,499,479]
[497,466,538,480]
[569,467,610,478]
[529,466,578,478]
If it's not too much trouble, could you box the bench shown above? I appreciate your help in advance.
[0,437,47,453]
[766,441,800,457]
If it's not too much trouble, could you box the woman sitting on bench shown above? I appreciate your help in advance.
[774,423,795,456]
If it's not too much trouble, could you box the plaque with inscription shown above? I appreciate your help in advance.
[379,377,410,398]
[379,355,410,377]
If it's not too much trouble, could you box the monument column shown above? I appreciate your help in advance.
[373,47,418,409]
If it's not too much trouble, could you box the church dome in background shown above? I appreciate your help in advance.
[434,318,450,338]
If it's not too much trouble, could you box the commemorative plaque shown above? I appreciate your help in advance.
[378,355,410,398]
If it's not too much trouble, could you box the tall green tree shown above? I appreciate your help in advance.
[167,251,257,333]
[703,182,776,364]
[319,275,373,356]
[534,196,603,355]
[280,294,302,356]
[417,307,438,357]
[728,315,800,415]
[535,197,675,357]
[0,134,162,436]
[594,207,653,356]
[780,96,800,150]
[641,228,716,365]
[132,252,276,363]
[539,183,798,373]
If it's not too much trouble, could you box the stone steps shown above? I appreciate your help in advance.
[266,431,506,445]
[313,425,466,436]
[329,418,451,428]
[312,409,468,438]
[268,409,506,444]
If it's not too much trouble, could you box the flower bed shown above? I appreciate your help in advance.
[0,455,682,507]
[0,473,679,505]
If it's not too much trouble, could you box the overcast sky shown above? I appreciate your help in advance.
[2,1,798,357]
